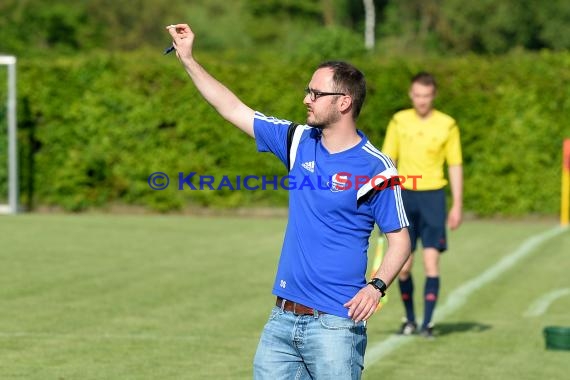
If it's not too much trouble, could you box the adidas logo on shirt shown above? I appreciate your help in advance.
[301,161,315,173]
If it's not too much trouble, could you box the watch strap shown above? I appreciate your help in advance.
[368,278,387,297]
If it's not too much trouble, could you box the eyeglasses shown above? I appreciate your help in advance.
[304,87,346,102]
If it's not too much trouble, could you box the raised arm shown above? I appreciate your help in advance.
[166,24,255,137]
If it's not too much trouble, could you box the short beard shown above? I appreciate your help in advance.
[307,121,326,128]
[306,108,340,128]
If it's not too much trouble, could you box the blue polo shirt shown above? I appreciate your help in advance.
[254,112,408,317]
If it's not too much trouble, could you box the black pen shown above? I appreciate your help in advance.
[164,25,177,55]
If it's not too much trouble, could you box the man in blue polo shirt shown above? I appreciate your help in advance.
[167,23,411,380]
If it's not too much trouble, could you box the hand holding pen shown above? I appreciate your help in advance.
[164,24,195,57]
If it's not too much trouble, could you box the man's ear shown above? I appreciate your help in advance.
[339,95,352,113]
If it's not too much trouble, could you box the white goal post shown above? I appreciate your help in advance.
[0,55,18,214]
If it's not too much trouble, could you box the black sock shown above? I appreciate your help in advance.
[399,275,415,323]
[422,276,440,329]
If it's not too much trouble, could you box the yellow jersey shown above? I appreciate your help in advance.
[382,109,462,191]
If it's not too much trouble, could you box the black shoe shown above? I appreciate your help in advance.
[419,324,435,339]
[398,320,417,335]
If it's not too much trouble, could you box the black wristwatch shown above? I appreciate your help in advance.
[368,278,387,297]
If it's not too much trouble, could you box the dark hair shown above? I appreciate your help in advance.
[411,72,437,89]
[317,61,366,119]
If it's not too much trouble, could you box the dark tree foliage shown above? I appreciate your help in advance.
[1,0,569,57]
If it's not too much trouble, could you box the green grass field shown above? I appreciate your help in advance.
[0,214,568,379]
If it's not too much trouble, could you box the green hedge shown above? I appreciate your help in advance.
[14,50,570,215]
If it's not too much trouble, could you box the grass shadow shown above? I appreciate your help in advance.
[435,321,492,336]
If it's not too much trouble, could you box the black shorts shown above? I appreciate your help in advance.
[401,189,447,253]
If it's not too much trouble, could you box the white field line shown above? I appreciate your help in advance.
[524,288,570,317]
[364,225,568,368]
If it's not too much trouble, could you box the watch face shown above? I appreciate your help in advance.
[373,278,386,291]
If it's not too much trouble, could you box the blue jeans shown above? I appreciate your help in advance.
[253,306,367,379]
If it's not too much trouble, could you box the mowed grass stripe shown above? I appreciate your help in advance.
[0,215,285,379]
[364,225,567,368]
[363,223,569,380]
[1,215,568,379]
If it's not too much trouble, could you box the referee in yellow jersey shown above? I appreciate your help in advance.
[382,72,463,338]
